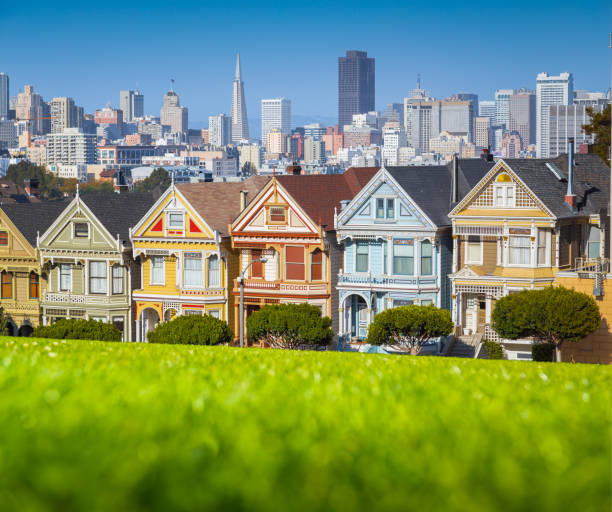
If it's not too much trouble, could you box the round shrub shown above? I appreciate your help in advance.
[532,343,554,362]
[247,303,333,349]
[32,318,122,341]
[147,314,232,345]
[482,340,503,360]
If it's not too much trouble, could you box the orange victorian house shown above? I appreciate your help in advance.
[229,167,377,338]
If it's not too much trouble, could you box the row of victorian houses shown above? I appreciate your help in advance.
[1,151,611,362]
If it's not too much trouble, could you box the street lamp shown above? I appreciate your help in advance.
[238,256,268,348]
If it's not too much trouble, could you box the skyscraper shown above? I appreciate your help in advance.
[261,98,291,145]
[494,89,515,129]
[547,104,602,157]
[15,85,46,135]
[49,97,81,133]
[338,50,375,129]
[0,73,8,119]
[160,84,188,135]
[209,114,232,147]
[120,90,144,122]
[509,91,536,147]
[478,101,496,125]
[231,53,249,142]
[474,117,491,149]
[536,72,573,158]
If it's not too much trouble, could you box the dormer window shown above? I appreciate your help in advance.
[167,212,184,229]
[493,174,515,207]
[375,198,395,219]
[74,223,89,238]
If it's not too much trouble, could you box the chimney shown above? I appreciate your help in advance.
[113,170,129,194]
[452,154,459,203]
[240,190,248,211]
[565,138,576,208]
[24,178,39,197]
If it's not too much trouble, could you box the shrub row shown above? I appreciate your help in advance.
[32,319,122,341]
[147,314,232,345]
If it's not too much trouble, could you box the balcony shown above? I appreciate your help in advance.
[573,257,609,275]
[337,272,437,288]
[233,280,328,296]
[43,292,128,306]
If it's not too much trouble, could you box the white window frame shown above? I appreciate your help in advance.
[209,310,221,319]
[73,222,89,239]
[59,264,71,292]
[508,235,532,266]
[166,211,185,229]
[494,183,516,208]
[89,261,108,295]
[183,252,204,289]
[150,256,165,285]
[465,236,483,265]
[112,265,124,294]
[207,254,220,288]
[374,197,396,220]
[537,229,550,267]
[355,241,369,273]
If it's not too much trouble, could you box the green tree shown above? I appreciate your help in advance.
[366,305,454,355]
[242,162,255,176]
[134,168,171,193]
[247,303,333,349]
[5,161,63,201]
[492,287,600,362]
[147,314,233,345]
[582,104,610,165]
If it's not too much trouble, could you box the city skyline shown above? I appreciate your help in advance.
[2,1,610,127]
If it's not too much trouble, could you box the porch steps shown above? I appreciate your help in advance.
[447,334,482,358]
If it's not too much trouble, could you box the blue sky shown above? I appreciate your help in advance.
[2,0,611,128]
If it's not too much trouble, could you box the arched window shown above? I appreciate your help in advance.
[1,271,12,299]
[420,240,433,275]
[310,249,323,281]
[29,272,40,299]
[208,255,220,287]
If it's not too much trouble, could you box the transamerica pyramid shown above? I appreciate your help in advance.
[231,53,249,142]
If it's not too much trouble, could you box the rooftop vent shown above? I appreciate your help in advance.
[545,163,565,181]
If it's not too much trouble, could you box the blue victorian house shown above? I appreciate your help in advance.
[335,160,493,340]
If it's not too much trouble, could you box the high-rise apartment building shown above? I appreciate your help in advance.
[238,143,263,173]
[509,91,535,147]
[338,50,375,129]
[494,89,515,129]
[474,117,491,149]
[261,98,291,145]
[573,90,609,107]
[383,103,404,127]
[382,126,407,166]
[15,85,47,135]
[46,128,96,165]
[304,137,326,165]
[478,101,496,125]
[536,72,573,157]
[547,104,602,157]
[501,132,522,158]
[231,53,249,142]
[160,87,188,135]
[0,73,8,119]
[266,128,288,155]
[208,114,232,147]
[304,123,325,141]
[49,97,82,134]
[120,90,144,122]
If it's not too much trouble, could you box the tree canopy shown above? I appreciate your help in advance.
[491,287,600,362]
[582,104,610,165]
[5,161,63,201]
[247,303,333,349]
[367,305,454,355]
[134,168,171,193]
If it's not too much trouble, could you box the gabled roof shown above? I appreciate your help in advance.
[79,193,156,243]
[385,159,494,227]
[501,154,609,218]
[1,202,68,246]
[176,176,270,236]
[276,167,379,231]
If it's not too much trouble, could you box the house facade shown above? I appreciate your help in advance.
[37,192,155,341]
[448,153,609,359]
[335,160,492,340]
[130,178,268,341]
[230,168,376,339]
[0,203,67,335]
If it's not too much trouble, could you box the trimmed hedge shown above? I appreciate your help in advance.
[32,318,122,341]
[532,343,555,362]
[482,340,503,360]
[247,303,333,349]
[147,314,232,345]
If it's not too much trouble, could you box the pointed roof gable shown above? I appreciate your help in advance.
[1,202,68,246]
[176,176,270,236]
[275,167,378,231]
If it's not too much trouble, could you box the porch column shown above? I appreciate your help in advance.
[135,319,141,342]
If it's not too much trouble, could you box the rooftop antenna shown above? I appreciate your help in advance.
[417,73,421,90]
[170,78,175,92]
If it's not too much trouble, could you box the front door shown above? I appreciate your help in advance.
[464,294,478,334]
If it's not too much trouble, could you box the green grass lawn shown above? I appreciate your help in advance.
[0,337,610,512]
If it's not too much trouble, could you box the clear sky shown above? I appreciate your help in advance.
[3,0,611,128]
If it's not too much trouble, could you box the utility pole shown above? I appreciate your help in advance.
[238,256,268,348]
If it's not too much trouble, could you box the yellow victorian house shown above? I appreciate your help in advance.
[448,151,609,360]
[0,202,67,335]
[130,177,269,341]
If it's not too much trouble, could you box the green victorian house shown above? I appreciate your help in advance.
[37,191,155,341]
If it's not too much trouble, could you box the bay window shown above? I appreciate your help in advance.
[393,239,413,275]
[150,256,165,285]
[59,264,71,291]
[587,226,601,259]
[112,265,123,294]
[183,253,203,287]
[356,242,369,272]
[89,261,107,294]
[208,255,220,287]
[421,240,433,275]
[509,236,531,265]
[466,236,482,265]
[286,246,305,280]
[311,250,323,281]
[1,271,12,298]
[29,272,40,299]
[537,230,548,265]
[251,249,264,278]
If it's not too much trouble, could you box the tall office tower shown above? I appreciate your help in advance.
[478,101,496,125]
[261,98,291,145]
[536,72,573,158]
[120,90,145,122]
[304,137,326,164]
[547,104,602,157]
[50,97,79,133]
[304,123,325,141]
[383,103,404,127]
[474,117,491,149]
[453,93,479,117]
[15,85,46,135]
[494,89,515,129]
[338,50,375,129]
[160,85,188,135]
[382,126,407,166]
[573,90,609,107]
[208,113,232,147]
[231,53,249,142]
[441,100,474,142]
[0,73,8,119]
[404,100,438,152]
[501,132,522,158]
[509,91,536,147]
